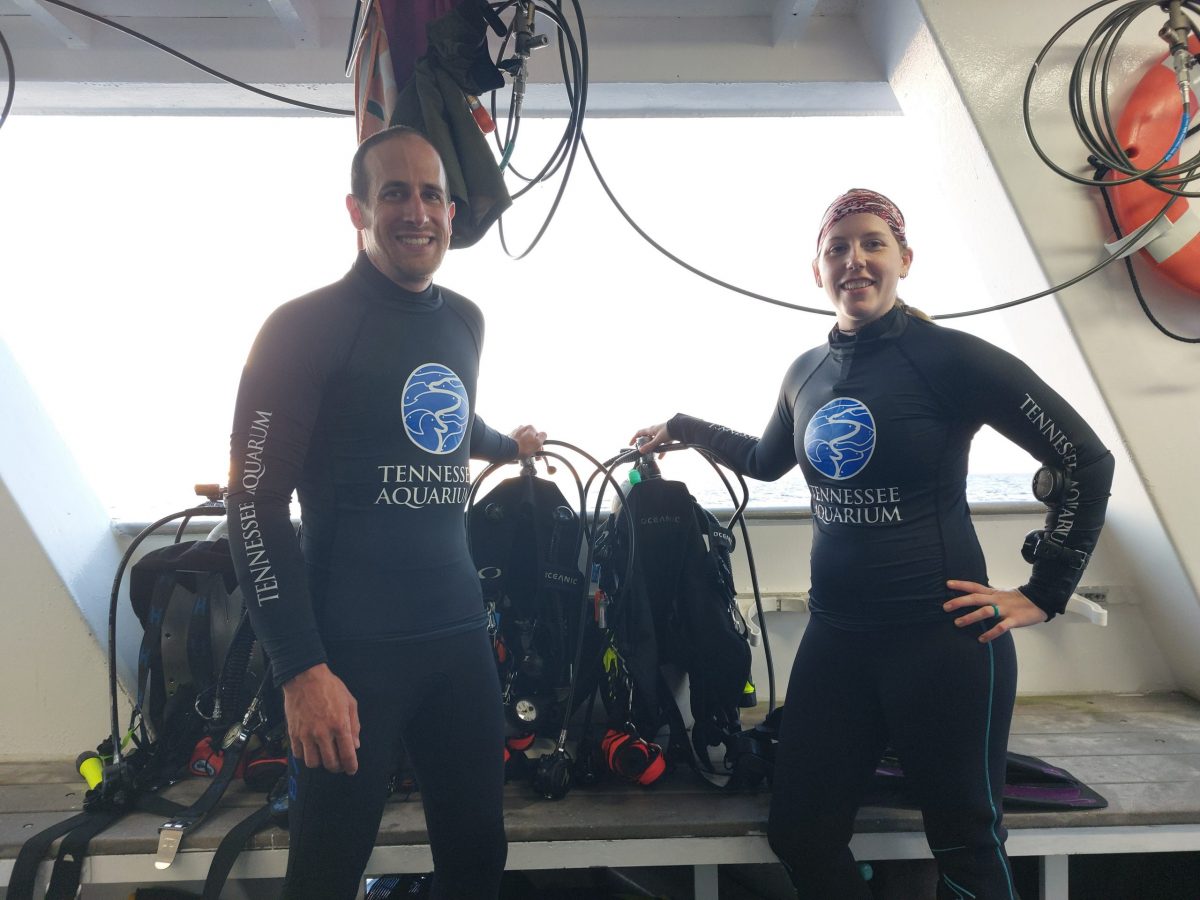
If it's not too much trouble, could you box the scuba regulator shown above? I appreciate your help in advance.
[1021,465,1090,570]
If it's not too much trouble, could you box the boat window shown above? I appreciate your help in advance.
[2,115,1040,518]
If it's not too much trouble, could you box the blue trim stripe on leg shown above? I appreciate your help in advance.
[983,639,1017,900]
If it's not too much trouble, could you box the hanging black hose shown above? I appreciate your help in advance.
[34,0,354,115]
[1007,0,1200,332]
[9,0,1195,327]
[1025,0,1200,195]
[492,0,589,259]
[0,24,14,133]
[1095,173,1200,340]
[493,0,1197,322]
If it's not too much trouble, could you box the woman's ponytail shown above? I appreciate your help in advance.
[895,298,933,322]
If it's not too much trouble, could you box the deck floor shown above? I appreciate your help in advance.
[2,692,1199,888]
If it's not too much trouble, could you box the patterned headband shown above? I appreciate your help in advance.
[816,188,907,250]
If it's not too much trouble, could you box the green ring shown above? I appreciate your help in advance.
[990,603,1001,618]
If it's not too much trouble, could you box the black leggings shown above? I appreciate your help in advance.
[282,626,507,900]
[767,615,1018,900]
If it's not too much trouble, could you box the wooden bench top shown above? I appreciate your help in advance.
[2,692,1198,866]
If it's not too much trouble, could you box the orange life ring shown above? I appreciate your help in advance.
[1109,35,1200,294]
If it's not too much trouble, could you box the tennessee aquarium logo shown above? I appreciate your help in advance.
[402,363,469,454]
[804,398,876,480]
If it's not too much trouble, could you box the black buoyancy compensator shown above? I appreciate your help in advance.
[10,489,287,900]
[595,459,755,784]
[469,461,589,738]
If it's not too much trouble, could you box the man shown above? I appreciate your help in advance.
[227,125,542,900]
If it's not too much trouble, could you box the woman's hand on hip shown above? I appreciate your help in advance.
[944,580,1047,643]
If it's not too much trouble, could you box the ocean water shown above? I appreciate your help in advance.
[130,471,1033,529]
[686,471,1034,511]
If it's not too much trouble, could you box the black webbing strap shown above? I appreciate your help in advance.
[655,669,695,768]
[655,669,739,791]
[156,673,271,869]
[170,735,249,822]
[138,795,191,817]
[8,811,91,900]
[575,680,600,750]
[185,575,217,708]
[43,809,125,900]
[171,670,271,826]
[138,574,177,742]
[46,795,189,898]
[200,800,276,900]
[9,794,186,900]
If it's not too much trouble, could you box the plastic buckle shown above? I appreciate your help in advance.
[1021,531,1089,570]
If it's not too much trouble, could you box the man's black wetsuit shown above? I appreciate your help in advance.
[669,307,1113,900]
[227,252,518,900]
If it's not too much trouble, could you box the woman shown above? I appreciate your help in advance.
[633,189,1114,899]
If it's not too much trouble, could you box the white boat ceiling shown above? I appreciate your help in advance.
[3,0,889,115]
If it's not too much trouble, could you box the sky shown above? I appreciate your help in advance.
[1,114,1043,519]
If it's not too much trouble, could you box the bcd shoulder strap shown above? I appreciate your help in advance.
[201,777,289,900]
[8,794,185,900]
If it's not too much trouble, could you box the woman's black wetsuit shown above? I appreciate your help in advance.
[226,253,518,900]
[669,307,1113,899]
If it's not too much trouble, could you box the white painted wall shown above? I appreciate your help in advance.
[0,341,125,761]
[731,512,1175,704]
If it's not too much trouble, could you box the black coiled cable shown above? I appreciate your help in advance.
[492,0,589,260]
[8,0,1197,327]
[993,0,1200,332]
[0,24,13,133]
[34,0,354,115]
[1097,178,1200,340]
[1025,0,1200,195]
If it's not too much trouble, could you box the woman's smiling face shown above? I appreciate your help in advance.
[813,212,913,332]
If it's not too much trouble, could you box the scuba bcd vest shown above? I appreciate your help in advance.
[10,532,286,900]
[469,469,592,738]
[128,538,267,756]
[596,473,754,783]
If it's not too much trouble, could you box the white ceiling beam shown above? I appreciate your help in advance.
[11,14,881,88]
[11,0,92,49]
[772,0,820,45]
[12,80,900,118]
[267,0,322,49]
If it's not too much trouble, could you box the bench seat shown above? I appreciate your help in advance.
[3,692,1199,899]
